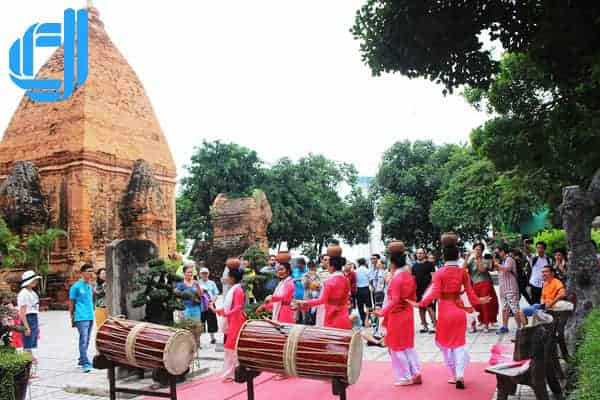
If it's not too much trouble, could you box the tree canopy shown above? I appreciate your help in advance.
[352,1,600,95]
[374,140,456,247]
[467,53,600,210]
[177,142,374,254]
[177,141,263,240]
[431,147,541,240]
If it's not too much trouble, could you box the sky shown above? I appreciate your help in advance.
[0,0,489,179]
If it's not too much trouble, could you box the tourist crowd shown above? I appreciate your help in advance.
[0,236,580,385]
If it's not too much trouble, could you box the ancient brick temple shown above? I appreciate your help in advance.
[193,190,272,280]
[211,190,272,253]
[0,7,176,281]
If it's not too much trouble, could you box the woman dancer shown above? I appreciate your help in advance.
[464,243,498,333]
[296,245,352,330]
[257,261,295,323]
[375,245,421,386]
[410,233,490,389]
[210,262,246,382]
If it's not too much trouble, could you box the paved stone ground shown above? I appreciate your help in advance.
[27,302,548,399]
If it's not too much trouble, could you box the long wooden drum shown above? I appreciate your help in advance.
[236,320,363,384]
[96,317,196,376]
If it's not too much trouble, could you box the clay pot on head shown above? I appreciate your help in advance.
[226,257,241,269]
[276,251,291,264]
[388,240,406,254]
[441,232,459,247]
[327,244,342,258]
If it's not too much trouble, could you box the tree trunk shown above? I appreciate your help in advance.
[560,169,600,351]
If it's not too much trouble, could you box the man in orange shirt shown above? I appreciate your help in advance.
[520,266,566,324]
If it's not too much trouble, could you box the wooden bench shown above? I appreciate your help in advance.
[485,322,563,400]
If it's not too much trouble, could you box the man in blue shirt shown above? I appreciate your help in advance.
[355,258,372,326]
[69,264,95,372]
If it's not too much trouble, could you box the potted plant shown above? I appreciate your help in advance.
[24,228,66,307]
[0,293,32,400]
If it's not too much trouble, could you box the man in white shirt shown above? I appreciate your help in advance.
[529,241,552,304]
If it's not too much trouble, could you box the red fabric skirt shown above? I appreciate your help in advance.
[472,280,499,325]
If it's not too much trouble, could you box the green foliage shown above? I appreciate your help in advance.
[532,229,600,255]
[132,258,184,325]
[177,140,264,240]
[532,229,567,255]
[571,308,600,400]
[0,218,24,268]
[490,232,523,253]
[0,347,32,400]
[23,228,66,296]
[244,302,270,321]
[242,245,268,269]
[176,230,187,254]
[352,2,600,216]
[176,142,375,253]
[469,53,600,211]
[262,154,374,252]
[352,1,600,95]
[431,147,541,240]
[374,140,457,247]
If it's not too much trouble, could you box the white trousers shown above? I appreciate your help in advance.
[440,345,469,379]
[389,348,421,381]
[221,349,238,379]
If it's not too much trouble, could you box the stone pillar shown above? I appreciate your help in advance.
[560,169,600,349]
[105,239,158,321]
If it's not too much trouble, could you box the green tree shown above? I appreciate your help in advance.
[177,140,264,240]
[261,154,374,253]
[352,1,600,96]
[374,140,457,247]
[24,228,66,296]
[431,147,541,240]
[352,2,600,211]
[467,53,600,211]
[0,218,24,268]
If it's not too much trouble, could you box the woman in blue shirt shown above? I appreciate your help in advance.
[175,265,205,321]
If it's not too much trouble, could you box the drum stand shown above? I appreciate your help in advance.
[235,366,349,400]
[93,355,178,400]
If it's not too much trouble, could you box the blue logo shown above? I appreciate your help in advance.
[9,8,88,103]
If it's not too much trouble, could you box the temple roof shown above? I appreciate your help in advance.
[0,7,176,178]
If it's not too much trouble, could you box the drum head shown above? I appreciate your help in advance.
[163,330,197,375]
[346,330,363,385]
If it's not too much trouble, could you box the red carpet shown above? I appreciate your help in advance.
[146,362,496,400]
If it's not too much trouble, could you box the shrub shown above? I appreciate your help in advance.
[570,308,600,400]
[533,229,600,254]
[0,348,32,400]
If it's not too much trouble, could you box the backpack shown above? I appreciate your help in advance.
[531,255,553,268]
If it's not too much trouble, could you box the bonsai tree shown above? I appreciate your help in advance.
[24,228,66,297]
[132,258,184,326]
[242,245,271,302]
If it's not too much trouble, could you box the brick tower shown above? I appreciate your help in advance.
[0,7,176,277]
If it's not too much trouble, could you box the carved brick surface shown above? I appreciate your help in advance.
[211,190,272,253]
[0,7,176,276]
